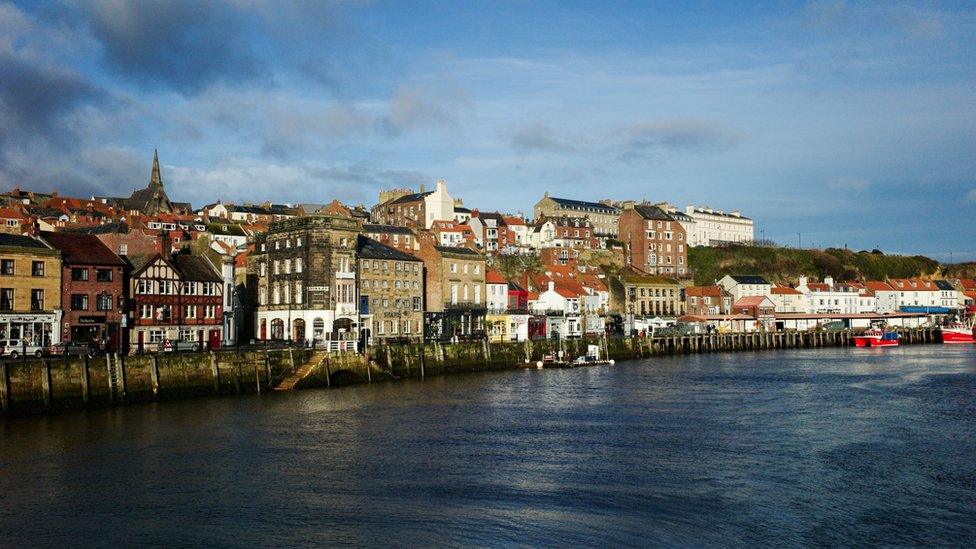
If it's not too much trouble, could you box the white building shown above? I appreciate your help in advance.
[486,269,509,313]
[888,279,941,309]
[865,281,899,313]
[797,276,864,314]
[423,179,455,229]
[717,274,772,304]
[683,205,754,246]
[769,285,806,313]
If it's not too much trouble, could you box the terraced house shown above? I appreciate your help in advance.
[533,192,621,239]
[356,236,424,343]
[0,234,62,350]
[414,236,487,340]
[251,215,360,349]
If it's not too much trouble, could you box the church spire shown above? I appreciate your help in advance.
[150,148,162,187]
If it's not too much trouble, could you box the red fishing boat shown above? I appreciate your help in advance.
[854,326,900,348]
[939,319,975,344]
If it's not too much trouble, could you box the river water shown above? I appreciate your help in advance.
[2,346,975,547]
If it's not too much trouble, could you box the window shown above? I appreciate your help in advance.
[30,289,43,311]
[185,305,197,319]
[0,288,11,309]
[202,282,216,296]
[71,268,89,281]
[450,263,457,273]
[205,305,216,319]
[159,280,172,295]
[259,287,267,305]
[32,261,44,277]
[260,263,266,277]
[71,294,89,310]
[148,330,165,343]
[96,269,113,282]
[295,258,302,273]
[474,285,481,304]
[274,260,280,275]
[96,294,113,311]
[119,243,128,255]
[413,297,421,311]
[137,279,151,294]
[141,304,153,318]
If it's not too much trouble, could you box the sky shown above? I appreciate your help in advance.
[1,0,974,260]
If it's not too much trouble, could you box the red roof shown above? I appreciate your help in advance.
[960,279,976,291]
[888,278,937,291]
[771,286,802,295]
[687,285,725,297]
[805,282,830,292]
[40,231,125,266]
[485,269,508,284]
[865,280,894,291]
[734,296,773,307]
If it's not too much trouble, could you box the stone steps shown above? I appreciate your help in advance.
[274,351,326,391]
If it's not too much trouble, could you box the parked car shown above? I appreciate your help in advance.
[47,341,102,358]
[0,339,44,358]
[162,340,201,353]
[821,321,847,331]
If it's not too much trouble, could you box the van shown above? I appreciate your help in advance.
[0,339,44,358]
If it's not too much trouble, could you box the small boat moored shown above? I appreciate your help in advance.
[938,318,976,344]
[854,325,900,348]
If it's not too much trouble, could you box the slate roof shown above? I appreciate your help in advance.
[41,231,124,266]
[362,223,414,235]
[934,280,955,291]
[728,274,770,285]
[126,254,156,274]
[435,245,482,257]
[356,235,421,262]
[633,204,675,221]
[387,191,433,205]
[547,196,620,214]
[171,254,222,282]
[0,233,50,250]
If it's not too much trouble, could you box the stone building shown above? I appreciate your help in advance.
[0,234,63,350]
[614,268,685,317]
[103,150,191,215]
[371,180,455,229]
[618,203,688,276]
[127,253,224,353]
[251,215,360,348]
[361,224,418,253]
[413,237,487,340]
[685,285,733,316]
[41,232,126,353]
[682,205,754,246]
[533,193,621,239]
[356,235,424,343]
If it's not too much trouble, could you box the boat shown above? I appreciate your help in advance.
[854,327,900,348]
[939,319,976,344]
[518,345,615,369]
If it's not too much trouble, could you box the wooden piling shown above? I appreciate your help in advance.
[80,355,90,405]
[210,352,220,394]
[0,362,9,414]
[150,355,160,399]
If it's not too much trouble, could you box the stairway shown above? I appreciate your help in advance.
[274,351,326,391]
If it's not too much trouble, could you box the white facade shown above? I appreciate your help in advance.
[423,179,455,229]
[684,205,754,246]
[487,281,508,313]
[717,275,772,304]
[769,288,806,313]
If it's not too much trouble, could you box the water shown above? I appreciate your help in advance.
[2,346,975,547]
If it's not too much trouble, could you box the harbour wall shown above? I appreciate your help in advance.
[0,328,940,417]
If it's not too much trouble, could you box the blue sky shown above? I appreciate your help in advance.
[1,1,974,259]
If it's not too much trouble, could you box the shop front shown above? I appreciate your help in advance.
[0,311,61,346]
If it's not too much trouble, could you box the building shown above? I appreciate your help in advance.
[251,215,361,347]
[717,275,772,304]
[887,279,941,310]
[362,224,418,253]
[685,285,733,316]
[529,216,598,250]
[732,296,776,330]
[414,238,486,341]
[769,285,806,313]
[797,276,863,314]
[615,269,685,318]
[371,180,455,229]
[486,269,509,313]
[682,205,754,246]
[0,234,63,350]
[467,211,513,253]
[356,235,424,344]
[865,281,899,313]
[429,220,474,247]
[127,253,223,353]
[533,193,620,239]
[934,280,960,310]
[41,232,126,353]
[618,203,688,276]
[104,150,185,215]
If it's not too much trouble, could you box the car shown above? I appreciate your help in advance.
[821,321,847,331]
[162,340,201,353]
[47,341,102,358]
[0,339,45,358]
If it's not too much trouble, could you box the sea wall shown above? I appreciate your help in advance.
[0,348,310,416]
[1,328,940,416]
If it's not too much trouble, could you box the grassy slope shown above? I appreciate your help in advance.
[689,246,941,286]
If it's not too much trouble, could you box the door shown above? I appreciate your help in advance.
[209,329,220,350]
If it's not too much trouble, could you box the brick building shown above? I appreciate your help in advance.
[414,237,487,340]
[370,180,455,229]
[685,285,732,316]
[356,235,424,343]
[0,234,63,351]
[127,253,223,353]
[619,203,688,276]
[615,268,685,317]
[361,224,418,253]
[533,193,621,239]
[41,232,126,352]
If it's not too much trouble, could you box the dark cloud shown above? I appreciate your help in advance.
[87,0,267,93]
[0,52,102,145]
[616,118,741,160]
[379,84,469,137]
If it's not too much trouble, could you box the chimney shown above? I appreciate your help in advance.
[825,276,834,288]
[548,280,554,292]
[798,276,808,288]
[436,179,446,193]
[419,183,425,193]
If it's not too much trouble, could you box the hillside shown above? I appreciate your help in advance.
[688,246,942,286]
